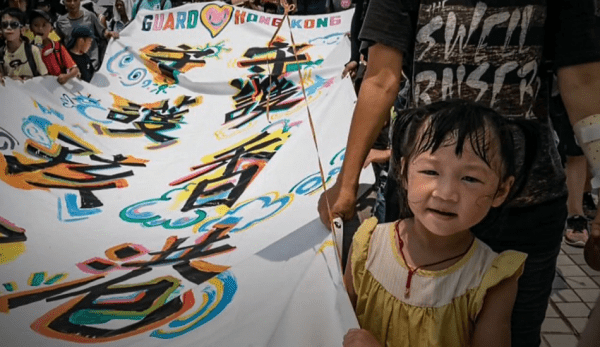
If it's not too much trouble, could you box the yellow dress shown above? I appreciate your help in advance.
[351,218,527,347]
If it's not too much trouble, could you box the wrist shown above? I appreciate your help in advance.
[335,173,359,196]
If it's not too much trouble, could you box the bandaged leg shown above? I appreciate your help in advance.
[573,114,600,188]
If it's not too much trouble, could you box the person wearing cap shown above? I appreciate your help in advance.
[1,0,61,43]
[30,9,79,84]
[35,0,58,22]
[0,7,48,81]
[55,0,119,71]
[66,25,93,82]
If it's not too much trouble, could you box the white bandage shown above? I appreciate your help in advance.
[573,114,600,188]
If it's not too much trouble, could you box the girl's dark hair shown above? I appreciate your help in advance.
[1,7,27,25]
[391,99,518,219]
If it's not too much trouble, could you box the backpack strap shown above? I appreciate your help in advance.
[23,43,40,77]
[53,41,66,74]
[0,46,5,76]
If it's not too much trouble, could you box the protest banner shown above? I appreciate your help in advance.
[0,3,372,346]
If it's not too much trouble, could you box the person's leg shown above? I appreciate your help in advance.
[565,155,590,246]
[473,197,567,347]
[553,94,589,246]
[566,155,587,217]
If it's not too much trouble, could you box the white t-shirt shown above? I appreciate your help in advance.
[2,41,48,78]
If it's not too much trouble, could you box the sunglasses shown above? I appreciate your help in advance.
[1,21,22,30]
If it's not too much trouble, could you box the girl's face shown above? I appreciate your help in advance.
[64,0,81,13]
[30,17,51,38]
[405,137,513,237]
[1,14,23,43]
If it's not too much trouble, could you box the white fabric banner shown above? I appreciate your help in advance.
[0,2,370,346]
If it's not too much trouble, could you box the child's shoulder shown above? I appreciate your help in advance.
[470,238,527,287]
[354,217,386,240]
[353,217,396,253]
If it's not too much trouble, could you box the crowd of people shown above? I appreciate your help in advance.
[0,0,120,82]
[0,0,349,82]
[2,0,600,346]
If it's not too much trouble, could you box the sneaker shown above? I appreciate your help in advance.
[564,215,589,248]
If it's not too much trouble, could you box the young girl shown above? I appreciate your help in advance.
[343,100,527,347]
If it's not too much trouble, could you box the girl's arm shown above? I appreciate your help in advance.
[472,273,519,347]
[344,243,358,309]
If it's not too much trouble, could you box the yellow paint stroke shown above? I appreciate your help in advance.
[317,240,334,254]
[189,260,230,273]
[215,205,230,216]
[0,242,26,265]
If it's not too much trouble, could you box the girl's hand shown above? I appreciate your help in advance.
[343,329,381,347]
[363,149,391,168]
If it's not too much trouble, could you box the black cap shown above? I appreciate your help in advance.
[29,9,52,24]
[67,25,95,49]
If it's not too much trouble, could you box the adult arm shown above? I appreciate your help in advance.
[558,62,600,271]
[348,0,364,64]
[318,43,402,228]
[89,10,117,40]
[471,273,519,347]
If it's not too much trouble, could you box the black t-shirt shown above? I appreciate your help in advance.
[70,52,94,83]
[359,0,600,207]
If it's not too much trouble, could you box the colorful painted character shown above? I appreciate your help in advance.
[0,116,147,208]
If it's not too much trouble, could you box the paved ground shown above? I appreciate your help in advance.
[541,242,599,347]
[351,186,599,346]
